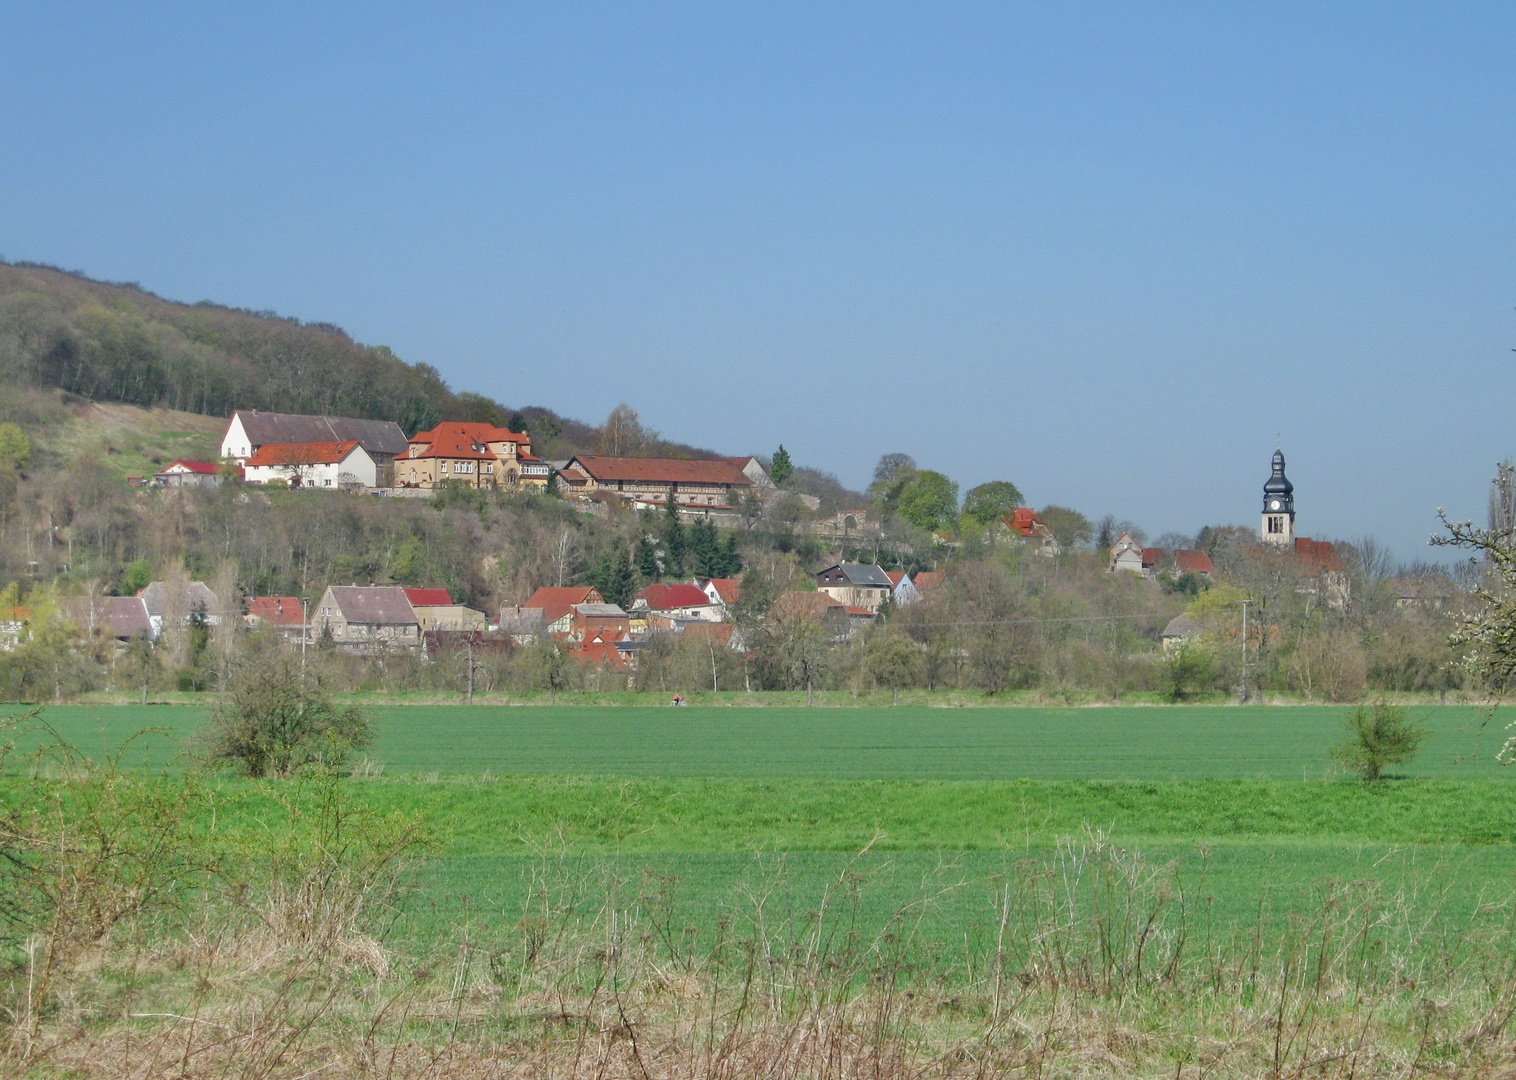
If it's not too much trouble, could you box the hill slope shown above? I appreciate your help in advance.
[0,261,709,460]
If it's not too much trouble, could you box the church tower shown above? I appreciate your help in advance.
[1261,448,1295,547]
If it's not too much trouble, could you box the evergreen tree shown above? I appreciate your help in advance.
[662,497,686,574]
[719,533,743,576]
[636,534,661,581]
[506,411,528,433]
[591,548,636,609]
[770,444,794,486]
[689,518,720,577]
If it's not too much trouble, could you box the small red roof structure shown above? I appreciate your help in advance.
[164,459,221,474]
[402,587,453,607]
[911,571,946,591]
[770,591,846,621]
[570,641,630,668]
[1294,537,1343,571]
[523,586,603,626]
[1174,549,1216,575]
[640,583,716,610]
[246,440,361,466]
[885,570,907,586]
[246,596,306,626]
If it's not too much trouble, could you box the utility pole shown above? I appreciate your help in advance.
[1239,599,1250,703]
[300,597,309,678]
[466,637,475,705]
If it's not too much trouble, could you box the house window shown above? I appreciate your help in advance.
[484,462,493,473]
[410,469,417,483]
[324,478,332,486]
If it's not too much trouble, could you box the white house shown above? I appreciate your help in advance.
[221,410,408,465]
[243,440,378,489]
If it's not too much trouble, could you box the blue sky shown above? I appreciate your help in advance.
[2,3,1513,561]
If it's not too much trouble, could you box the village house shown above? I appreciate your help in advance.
[1160,614,1206,654]
[139,580,221,635]
[814,563,894,613]
[58,595,152,641]
[152,460,232,488]
[1003,507,1060,555]
[496,605,547,646]
[244,595,307,641]
[402,587,488,632]
[556,456,764,511]
[697,576,741,612]
[520,586,605,636]
[633,583,725,622]
[568,603,630,644]
[886,571,919,606]
[395,422,551,490]
[242,440,378,489]
[313,586,420,649]
[220,410,408,477]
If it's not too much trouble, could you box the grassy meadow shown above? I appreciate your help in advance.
[12,701,1516,957]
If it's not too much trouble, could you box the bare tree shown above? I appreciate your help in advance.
[594,404,660,457]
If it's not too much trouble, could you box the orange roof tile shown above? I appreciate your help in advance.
[246,440,362,466]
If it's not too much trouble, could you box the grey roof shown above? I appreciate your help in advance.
[233,411,409,457]
[572,603,629,618]
[827,563,894,587]
[138,580,219,617]
[1162,614,1206,639]
[327,586,418,625]
[499,606,547,635]
[59,596,152,639]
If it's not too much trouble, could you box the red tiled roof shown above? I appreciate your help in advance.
[163,460,221,474]
[771,591,845,621]
[886,571,906,586]
[570,641,629,668]
[844,605,875,616]
[568,456,753,486]
[911,571,945,591]
[706,577,741,603]
[1174,549,1215,575]
[246,440,362,467]
[1141,547,1164,568]
[683,622,736,645]
[1005,507,1046,535]
[524,586,602,625]
[246,596,305,626]
[1294,537,1344,571]
[641,583,715,610]
[406,422,497,460]
[410,421,530,450]
[403,587,453,607]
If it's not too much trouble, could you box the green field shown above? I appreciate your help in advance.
[12,702,1516,959]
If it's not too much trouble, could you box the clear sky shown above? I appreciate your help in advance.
[2,3,1513,561]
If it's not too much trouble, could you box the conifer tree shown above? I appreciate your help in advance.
[770,444,794,486]
[591,548,636,609]
[662,497,686,574]
[636,534,661,581]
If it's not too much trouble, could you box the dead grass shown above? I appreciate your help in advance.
[9,828,1516,1079]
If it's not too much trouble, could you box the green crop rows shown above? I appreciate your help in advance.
[12,702,1516,954]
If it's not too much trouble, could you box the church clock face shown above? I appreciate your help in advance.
[1269,499,1281,511]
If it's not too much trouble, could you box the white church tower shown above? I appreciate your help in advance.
[1261,448,1295,547]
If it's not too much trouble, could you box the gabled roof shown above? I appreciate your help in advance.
[230,411,409,456]
[1162,614,1206,639]
[524,586,603,626]
[771,591,846,622]
[246,440,363,467]
[406,422,499,460]
[573,603,629,619]
[1294,537,1343,571]
[58,595,151,639]
[325,585,417,625]
[817,563,894,587]
[138,580,219,617]
[402,587,453,607]
[704,577,742,604]
[570,641,630,668]
[640,583,716,610]
[161,460,220,474]
[1174,549,1215,575]
[1004,507,1048,536]
[1141,547,1164,568]
[246,596,305,626]
[911,571,945,591]
[566,456,753,486]
[886,570,907,586]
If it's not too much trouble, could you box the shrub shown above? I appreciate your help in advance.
[196,650,372,778]
[1331,700,1426,780]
